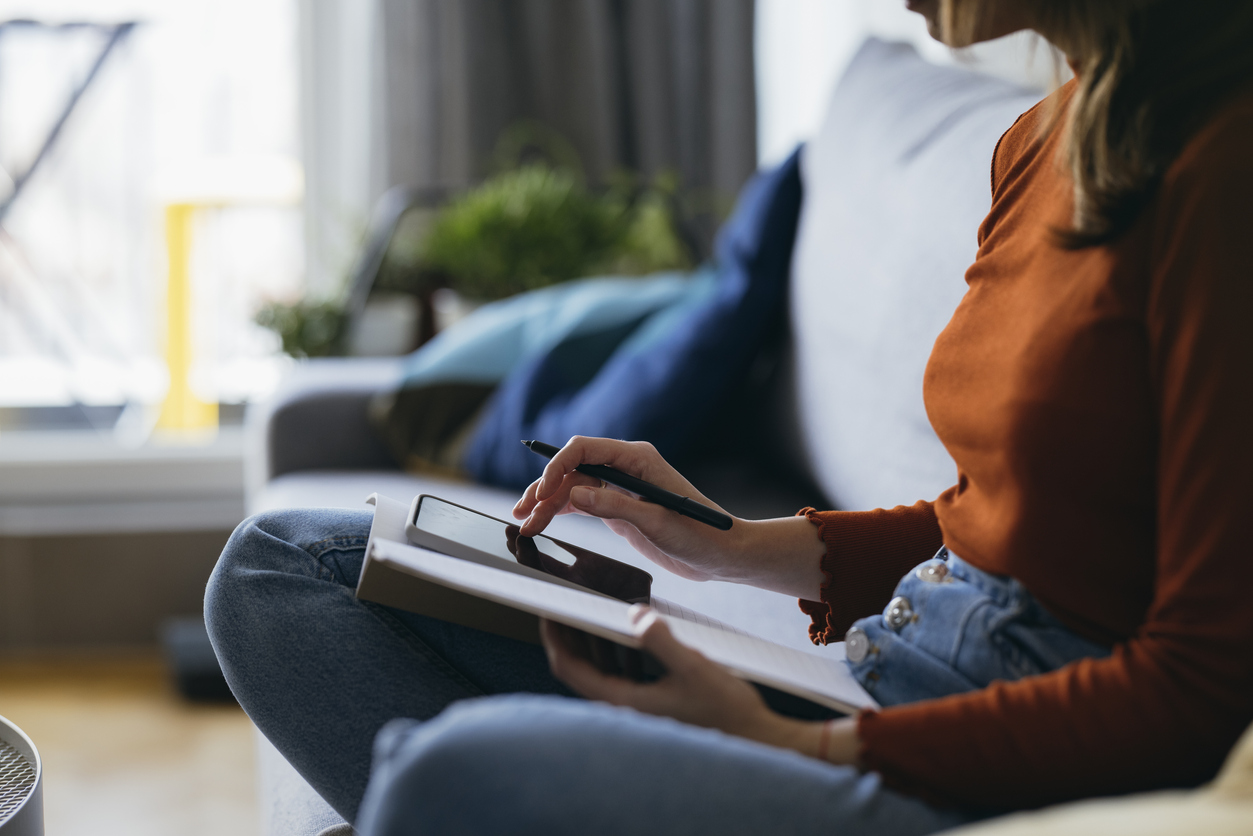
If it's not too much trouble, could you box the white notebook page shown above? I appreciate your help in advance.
[650,597,754,637]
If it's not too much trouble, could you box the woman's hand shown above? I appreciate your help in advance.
[540,607,862,765]
[513,437,827,598]
[513,437,746,583]
[542,607,781,739]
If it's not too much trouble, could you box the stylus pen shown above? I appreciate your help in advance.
[522,439,734,531]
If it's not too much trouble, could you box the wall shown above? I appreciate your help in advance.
[0,530,231,649]
[756,0,1065,166]
[0,431,245,650]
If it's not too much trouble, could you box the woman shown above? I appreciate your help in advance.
[206,1,1253,833]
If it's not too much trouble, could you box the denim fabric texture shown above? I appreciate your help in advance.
[205,510,982,836]
[846,548,1111,707]
[356,696,973,836]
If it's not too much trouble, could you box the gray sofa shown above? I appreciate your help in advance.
[244,39,1043,836]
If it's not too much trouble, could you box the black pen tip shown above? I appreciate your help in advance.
[520,439,533,449]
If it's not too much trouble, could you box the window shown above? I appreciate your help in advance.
[0,0,300,436]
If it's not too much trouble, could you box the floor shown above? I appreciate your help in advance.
[0,652,258,836]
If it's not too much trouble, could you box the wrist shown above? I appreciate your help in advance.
[738,709,807,750]
[722,516,828,600]
[717,517,767,585]
[817,716,861,766]
[761,715,861,766]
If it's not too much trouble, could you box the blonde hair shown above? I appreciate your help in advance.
[942,0,1253,247]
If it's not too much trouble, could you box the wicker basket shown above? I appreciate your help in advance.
[0,715,41,836]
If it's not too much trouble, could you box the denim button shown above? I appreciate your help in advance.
[915,559,951,583]
[884,596,914,631]
[845,627,870,663]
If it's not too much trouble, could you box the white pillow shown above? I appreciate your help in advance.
[790,38,1043,511]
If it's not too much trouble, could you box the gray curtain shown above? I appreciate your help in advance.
[378,0,757,256]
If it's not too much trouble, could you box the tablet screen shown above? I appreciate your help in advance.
[413,496,652,604]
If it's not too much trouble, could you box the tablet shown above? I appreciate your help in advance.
[406,495,652,605]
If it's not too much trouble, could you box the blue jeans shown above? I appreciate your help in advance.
[204,511,1096,835]
[846,550,1110,708]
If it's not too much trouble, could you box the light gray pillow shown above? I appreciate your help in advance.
[790,38,1044,512]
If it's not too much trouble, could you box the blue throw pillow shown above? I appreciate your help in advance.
[394,272,701,389]
[373,272,702,472]
[463,146,804,488]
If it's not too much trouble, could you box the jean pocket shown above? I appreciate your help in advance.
[847,615,982,707]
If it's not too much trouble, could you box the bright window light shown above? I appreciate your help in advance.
[0,0,301,428]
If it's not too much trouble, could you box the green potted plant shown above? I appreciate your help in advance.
[257,136,696,357]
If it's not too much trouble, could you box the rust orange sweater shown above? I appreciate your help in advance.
[801,82,1253,810]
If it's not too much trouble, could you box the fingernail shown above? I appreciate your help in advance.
[570,486,595,508]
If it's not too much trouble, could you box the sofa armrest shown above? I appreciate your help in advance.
[246,359,405,494]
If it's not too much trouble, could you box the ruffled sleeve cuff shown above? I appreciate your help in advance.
[795,501,944,644]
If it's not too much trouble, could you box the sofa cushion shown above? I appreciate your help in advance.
[255,358,406,485]
[790,39,1045,511]
[377,271,700,472]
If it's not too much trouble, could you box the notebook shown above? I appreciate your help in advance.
[355,493,877,715]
